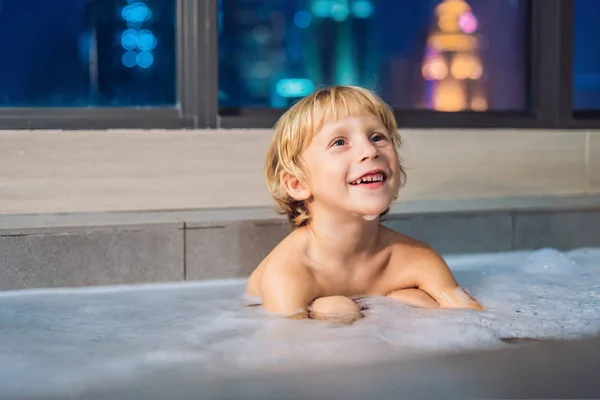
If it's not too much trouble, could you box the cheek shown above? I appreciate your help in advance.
[309,160,348,189]
[383,151,402,182]
[314,154,343,172]
[387,150,401,169]
[384,145,399,159]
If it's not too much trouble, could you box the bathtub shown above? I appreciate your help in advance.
[1,247,599,399]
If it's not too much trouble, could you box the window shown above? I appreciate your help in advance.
[0,0,592,130]
[218,0,529,112]
[573,0,600,111]
[0,0,177,107]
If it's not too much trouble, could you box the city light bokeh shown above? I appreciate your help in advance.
[0,0,598,110]
[218,0,528,111]
[421,0,486,111]
[120,2,157,69]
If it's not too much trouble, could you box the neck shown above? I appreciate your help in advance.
[304,206,381,267]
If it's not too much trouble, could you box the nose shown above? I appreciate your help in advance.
[357,139,379,163]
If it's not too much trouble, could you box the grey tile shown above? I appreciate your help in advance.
[0,211,182,233]
[382,217,412,234]
[390,195,600,215]
[0,224,184,291]
[237,220,291,277]
[185,223,239,281]
[169,206,283,225]
[387,213,513,255]
[513,211,600,250]
[590,131,600,190]
[185,220,291,281]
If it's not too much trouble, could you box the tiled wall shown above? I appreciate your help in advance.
[0,129,598,215]
[590,132,600,191]
[2,208,600,291]
[0,223,184,290]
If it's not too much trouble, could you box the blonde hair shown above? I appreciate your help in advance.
[265,85,406,228]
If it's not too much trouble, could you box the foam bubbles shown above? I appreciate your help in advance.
[1,248,599,398]
[522,247,578,274]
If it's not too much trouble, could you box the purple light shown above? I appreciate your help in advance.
[459,12,477,34]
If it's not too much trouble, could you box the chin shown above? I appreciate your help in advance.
[353,204,390,218]
[356,194,394,213]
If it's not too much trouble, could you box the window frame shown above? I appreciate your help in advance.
[0,0,212,130]
[213,0,599,130]
[2,0,598,130]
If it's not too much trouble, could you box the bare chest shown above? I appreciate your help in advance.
[312,257,402,297]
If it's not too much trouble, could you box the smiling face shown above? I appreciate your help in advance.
[298,113,401,220]
[266,86,406,227]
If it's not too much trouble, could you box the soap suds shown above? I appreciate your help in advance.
[1,248,599,398]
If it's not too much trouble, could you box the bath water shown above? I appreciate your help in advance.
[1,248,599,398]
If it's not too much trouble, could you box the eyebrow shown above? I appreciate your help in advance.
[325,125,387,140]
[331,127,349,136]
[317,127,347,142]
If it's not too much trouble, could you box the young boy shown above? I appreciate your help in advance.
[247,86,482,323]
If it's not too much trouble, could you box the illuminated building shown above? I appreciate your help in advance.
[421,0,487,111]
[271,0,375,105]
[120,2,157,69]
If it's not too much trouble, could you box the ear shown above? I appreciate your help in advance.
[281,171,311,201]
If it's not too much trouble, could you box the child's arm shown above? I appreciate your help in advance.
[412,246,484,310]
[260,264,362,323]
[260,263,317,319]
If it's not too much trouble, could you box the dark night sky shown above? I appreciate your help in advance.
[0,0,597,109]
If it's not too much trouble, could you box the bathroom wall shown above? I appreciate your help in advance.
[0,129,598,215]
[1,128,599,290]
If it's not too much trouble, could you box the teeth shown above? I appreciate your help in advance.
[352,173,384,185]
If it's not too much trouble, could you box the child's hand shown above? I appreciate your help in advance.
[411,245,484,310]
[434,286,483,310]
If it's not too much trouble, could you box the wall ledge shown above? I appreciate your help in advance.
[1,194,599,234]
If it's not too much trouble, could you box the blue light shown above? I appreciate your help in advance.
[78,33,92,62]
[136,29,157,51]
[121,5,131,20]
[136,51,154,68]
[311,0,331,18]
[121,2,152,23]
[293,11,312,28]
[218,0,223,35]
[331,3,349,21]
[352,0,373,18]
[122,51,138,68]
[121,29,138,50]
[275,78,315,98]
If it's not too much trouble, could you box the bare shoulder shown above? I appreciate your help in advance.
[379,225,483,310]
[246,229,318,317]
[378,225,439,265]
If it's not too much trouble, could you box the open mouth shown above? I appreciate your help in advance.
[349,171,387,186]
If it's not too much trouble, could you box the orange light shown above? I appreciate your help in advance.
[450,54,483,80]
[428,33,477,51]
[439,14,459,33]
[435,0,471,17]
[471,97,488,111]
[434,79,466,111]
[469,61,482,79]
[422,57,448,80]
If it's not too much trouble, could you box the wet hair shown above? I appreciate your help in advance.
[264,85,406,228]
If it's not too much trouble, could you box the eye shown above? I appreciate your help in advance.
[370,133,387,143]
[331,138,347,147]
